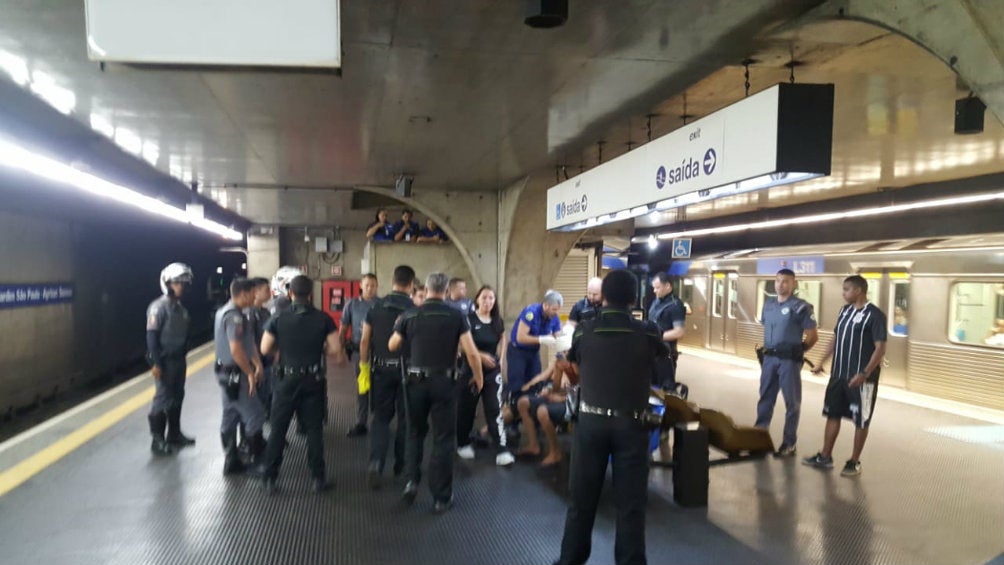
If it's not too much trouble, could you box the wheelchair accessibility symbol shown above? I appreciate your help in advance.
[671,238,692,259]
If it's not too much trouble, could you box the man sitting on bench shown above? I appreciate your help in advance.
[514,348,578,467]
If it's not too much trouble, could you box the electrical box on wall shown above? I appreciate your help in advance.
[314,237,328,252]
[330,239,344,253]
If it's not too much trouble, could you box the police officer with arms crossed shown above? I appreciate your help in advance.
[568,277,603,326]
[389,272,484,514]
[342,273,379,438]
[258,275,346,492]
[360,265,416,489]
[146,262,195,455]
[555,270,667,565]
[214,278,267,474]
[755,268,818,457]
[648,272,686,391]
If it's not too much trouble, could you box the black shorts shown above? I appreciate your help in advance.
[528,395,568,425]
[823,376,878,429]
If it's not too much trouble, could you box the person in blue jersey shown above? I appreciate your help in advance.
[417,218,448,243]
[365,208,395,242]
[393,209,421,242]
[803,275,887,477]
[506,290,563,450]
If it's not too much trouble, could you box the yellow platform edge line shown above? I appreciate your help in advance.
[0,353,215,498]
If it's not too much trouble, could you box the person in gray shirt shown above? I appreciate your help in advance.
[755,268,818,457]
[445,277,473,315]
[342,273,379,437]
[146,263,194,456]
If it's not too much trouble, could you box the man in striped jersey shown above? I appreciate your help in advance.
[803,275,887,477]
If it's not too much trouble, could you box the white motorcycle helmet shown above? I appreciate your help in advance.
[160,262,194,295]
[271,266,304,297]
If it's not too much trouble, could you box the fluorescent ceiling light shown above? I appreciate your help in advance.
[29,70,76,115]
[631,191,1004,243]
[0,136,242,240]
[0,50,30,86]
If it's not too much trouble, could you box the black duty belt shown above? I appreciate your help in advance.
[278,364,323,378]
[405,367,456,380]
[762,347,802,360]
[215,361,240,374]
[579,401,648,420]
[373,357,402,368]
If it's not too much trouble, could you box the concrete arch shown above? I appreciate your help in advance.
[812,0,1004,124]
[353,185,485,288]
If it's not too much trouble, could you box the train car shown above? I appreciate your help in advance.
[675,234,1004,411]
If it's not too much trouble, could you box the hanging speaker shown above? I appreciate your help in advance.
[395,176,413,197]
[955,96,985,134]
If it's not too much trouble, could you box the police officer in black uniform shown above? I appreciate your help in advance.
[389,272,484,513]
[258,275,345,493]
[555,270,667,565]
[360,265,416,489]
[568,277,603,326]
[146,262,195,455]
[648,271,686,391]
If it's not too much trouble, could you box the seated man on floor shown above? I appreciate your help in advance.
[514,331,577,466]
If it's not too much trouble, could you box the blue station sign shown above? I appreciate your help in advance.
[0,283,75,309]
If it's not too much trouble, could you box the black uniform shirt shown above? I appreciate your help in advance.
[393,298,470,370]
[569,307,667,412]
[264,301,336,368]
[365,291,415,361]
[468,311,504,354]
[568,296,599,324]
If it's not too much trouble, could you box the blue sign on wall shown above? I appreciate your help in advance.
[755,256,824,275]
[671,238,692,259]
[0,283,74,310]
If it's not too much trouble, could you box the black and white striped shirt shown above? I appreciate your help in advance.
[830,302,887,380]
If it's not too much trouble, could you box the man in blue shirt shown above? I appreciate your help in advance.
[507,290,563,416]
[393,209,421,242]
[568,277,602,326]
[445,277,473,315]
[648,272,686,391]
[417,219,448,243]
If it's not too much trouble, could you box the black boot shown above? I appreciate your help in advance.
[149,413,173,456]
[166,406,195,447]
[221,431,245,475]
[249,431,267,466]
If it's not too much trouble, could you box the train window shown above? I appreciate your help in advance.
[712,277,724,318]
[890,280,910,336]
[948,282,1004,348]
[756,279,821,322]
[727,275,739,319]
[681,278,695,316]
[861,272,882,305]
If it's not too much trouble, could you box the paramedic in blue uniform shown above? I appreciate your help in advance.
[647,272,686,390]
[803,275,887,477]
[146,262,195,455]
[360,265,416,488]
[213,278,266,474]
[568,277,603,326]
[755,268,818,457]
[259,275,345,492]
[555,270,667,565]
[390,272,484,514]
[507,290,564,405]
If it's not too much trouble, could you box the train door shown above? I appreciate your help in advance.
[860,271,909,387]
[709,271,739,354]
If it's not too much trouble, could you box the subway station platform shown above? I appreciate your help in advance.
[0,345,1002,565]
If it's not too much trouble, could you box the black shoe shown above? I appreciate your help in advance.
[150,437,174,456]
[367,462,382,490]
[223,452,246,475]
[432,496,454,514]
[346,424,368,438]
[313,477,332,493]
[392,462,404,478]
[401,481,418,506]
[262,477,278,494]
[166,432,196,447]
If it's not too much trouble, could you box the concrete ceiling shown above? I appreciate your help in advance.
[0,1,1002,229]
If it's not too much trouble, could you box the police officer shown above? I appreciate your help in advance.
[342,273,379,437]
[389,272,484,514]
[555,270,667,565]
[648,272,686,391]
[146,262,195,455]
[258,275,345,493]
[248,277,274,416]
[445,277,473,315]
[360,265,416,489]
[266,266,302,316]
[756,268,818,457]
[214,278,267,475]
[568,277,603,326]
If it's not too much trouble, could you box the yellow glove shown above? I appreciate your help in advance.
[357,362,371,395]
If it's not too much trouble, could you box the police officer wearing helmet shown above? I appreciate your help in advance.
[568,277,603,326]
[648,272,686,391]
[555,270,667,565]
[146,262,195,455]
[267,266,302,316]
[359,265,416,489]
[755,268,818,457]
[214,278,267,474]
[390,272,484,514]
[258,275,345,493]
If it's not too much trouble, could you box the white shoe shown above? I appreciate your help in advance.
[456,445,475,460]
[495,451,515,466]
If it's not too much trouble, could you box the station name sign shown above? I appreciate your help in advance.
[0,283,74,310]
[546,83,834,230]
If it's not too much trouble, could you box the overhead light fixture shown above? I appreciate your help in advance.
[0,136,243,240]
[631,191,1004,243]
[647,235,658,250]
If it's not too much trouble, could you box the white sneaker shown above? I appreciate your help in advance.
[456,445,475,460]
[495,451,515,466]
